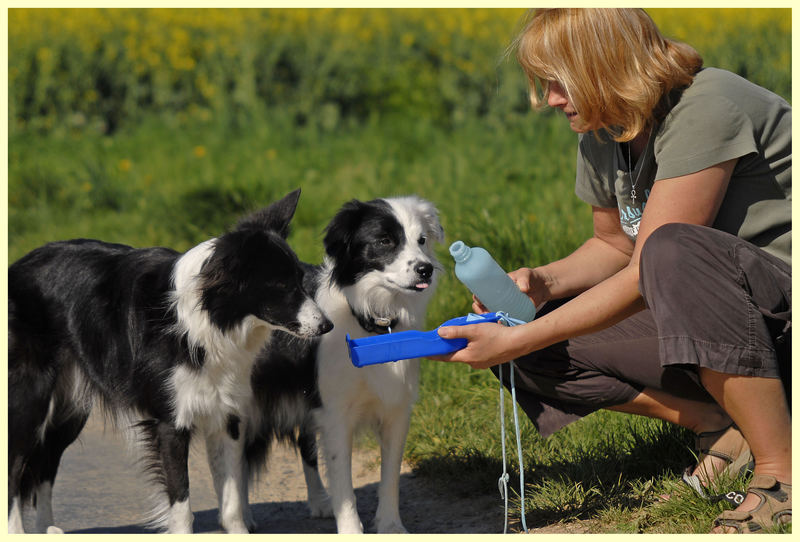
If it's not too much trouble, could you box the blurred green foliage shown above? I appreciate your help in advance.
[9,8,791,136]
[7,9,792,532]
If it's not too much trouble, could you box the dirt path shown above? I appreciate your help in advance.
[21,412,506,534]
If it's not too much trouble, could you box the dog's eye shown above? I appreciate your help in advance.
[377,237,393,247]
[418,236,426,246]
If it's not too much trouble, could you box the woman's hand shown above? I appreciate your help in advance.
[508,267,552,308]
[471,267,552,314]
[432,322,527,370]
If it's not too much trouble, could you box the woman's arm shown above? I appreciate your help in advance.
[472,207,633,313]
[439,158,737,369]
[525,206,634,303]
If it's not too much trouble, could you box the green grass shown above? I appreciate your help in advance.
[8,8,791,534]
[8,108,788,534]
[9,106,583,263]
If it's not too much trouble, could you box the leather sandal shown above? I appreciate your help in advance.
[682,424,754,501]
[712,474,792,533]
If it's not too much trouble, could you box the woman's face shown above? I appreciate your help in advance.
[547,80,587,133]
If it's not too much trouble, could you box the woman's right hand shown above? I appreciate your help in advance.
[509,267,552,307]
[471,266,552,313]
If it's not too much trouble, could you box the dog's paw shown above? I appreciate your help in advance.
[337,521,364,534]
[241,506,258,532]
[335,514,364,534]
[223,521,250,534]
[245,516,259,533]
[376,518,408,534]
[46,526,64,534]
[219,514,250,534]
[308,492,334,518]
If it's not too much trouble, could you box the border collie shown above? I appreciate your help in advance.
[249,195,443,533]
[7,189,333,534]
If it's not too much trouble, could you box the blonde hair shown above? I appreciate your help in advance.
[514,8,702,141]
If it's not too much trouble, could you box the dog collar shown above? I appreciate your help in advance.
[352,310,397,335]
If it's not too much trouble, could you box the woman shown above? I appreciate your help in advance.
[436,9,791,533]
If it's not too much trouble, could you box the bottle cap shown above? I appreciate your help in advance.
[449,240,471,263]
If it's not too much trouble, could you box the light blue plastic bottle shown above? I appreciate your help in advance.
[450,241,536,323]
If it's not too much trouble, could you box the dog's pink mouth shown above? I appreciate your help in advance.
[411,282,430,291]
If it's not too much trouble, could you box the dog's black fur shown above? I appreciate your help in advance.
[7,189,332,533]
[246,195,443,532]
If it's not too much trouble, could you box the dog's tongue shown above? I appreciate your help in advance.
[416,283,429,290]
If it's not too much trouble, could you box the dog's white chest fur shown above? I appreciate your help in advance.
[314,282,421,422]
[170,241,265,433]
[171,361,256,433]
[300,194,444,533]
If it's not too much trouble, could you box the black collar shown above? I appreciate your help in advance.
[351,308,397,335]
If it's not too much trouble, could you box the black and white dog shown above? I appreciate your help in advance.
[249,195,443,533]
[7,189,333,534]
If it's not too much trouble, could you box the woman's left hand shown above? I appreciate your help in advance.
[431,322,526,369]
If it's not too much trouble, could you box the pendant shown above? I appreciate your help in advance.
[630,188,637,202]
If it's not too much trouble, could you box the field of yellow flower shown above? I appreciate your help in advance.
[8,8,791,134]
[6,10,794,534]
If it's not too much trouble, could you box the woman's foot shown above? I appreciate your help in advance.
[711,474,791,533]
[683,424,753,497]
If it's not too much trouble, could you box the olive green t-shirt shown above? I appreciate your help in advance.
[575,67,791,264]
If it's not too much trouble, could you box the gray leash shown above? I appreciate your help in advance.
[496,313,529,533]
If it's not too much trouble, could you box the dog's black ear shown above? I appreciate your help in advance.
[237,188,301,238]
[323,199,366,259]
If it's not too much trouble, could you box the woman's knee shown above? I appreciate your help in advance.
[640,223,696,270]
[638,223,727,301]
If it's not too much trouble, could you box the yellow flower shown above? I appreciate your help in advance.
[193,145,207,158]
[118,159,132,172]
[35,47,53,63]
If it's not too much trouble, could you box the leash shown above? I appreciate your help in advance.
[495,312,529,533]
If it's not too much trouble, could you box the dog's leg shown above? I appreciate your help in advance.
[8,446,28,534]
[8,355,61,534]
[34,410,89,534]
[239,448,257,532]
[298,426,332,518]
[8,495,25,534]
[241,463,254,532]
[319,408,363,533]
[33,482,58,534]
[374,408,411,533]
[154,423,193,533]
[205,416,251,533]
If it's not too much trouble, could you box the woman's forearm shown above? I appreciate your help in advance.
[438,267,646,368]
[511,263,646,356]
[537,236,632,301]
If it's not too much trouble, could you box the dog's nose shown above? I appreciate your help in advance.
[414,262,433,280]
[319,317,334,335]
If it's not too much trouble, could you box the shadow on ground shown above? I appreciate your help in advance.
[65,474,503,534]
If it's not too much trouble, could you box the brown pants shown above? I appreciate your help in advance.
[494,223,791,437]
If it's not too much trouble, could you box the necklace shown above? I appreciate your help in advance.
[626,139,649,204]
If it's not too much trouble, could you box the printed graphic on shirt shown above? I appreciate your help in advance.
[614,171,650,241]
[618,197,647,239]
